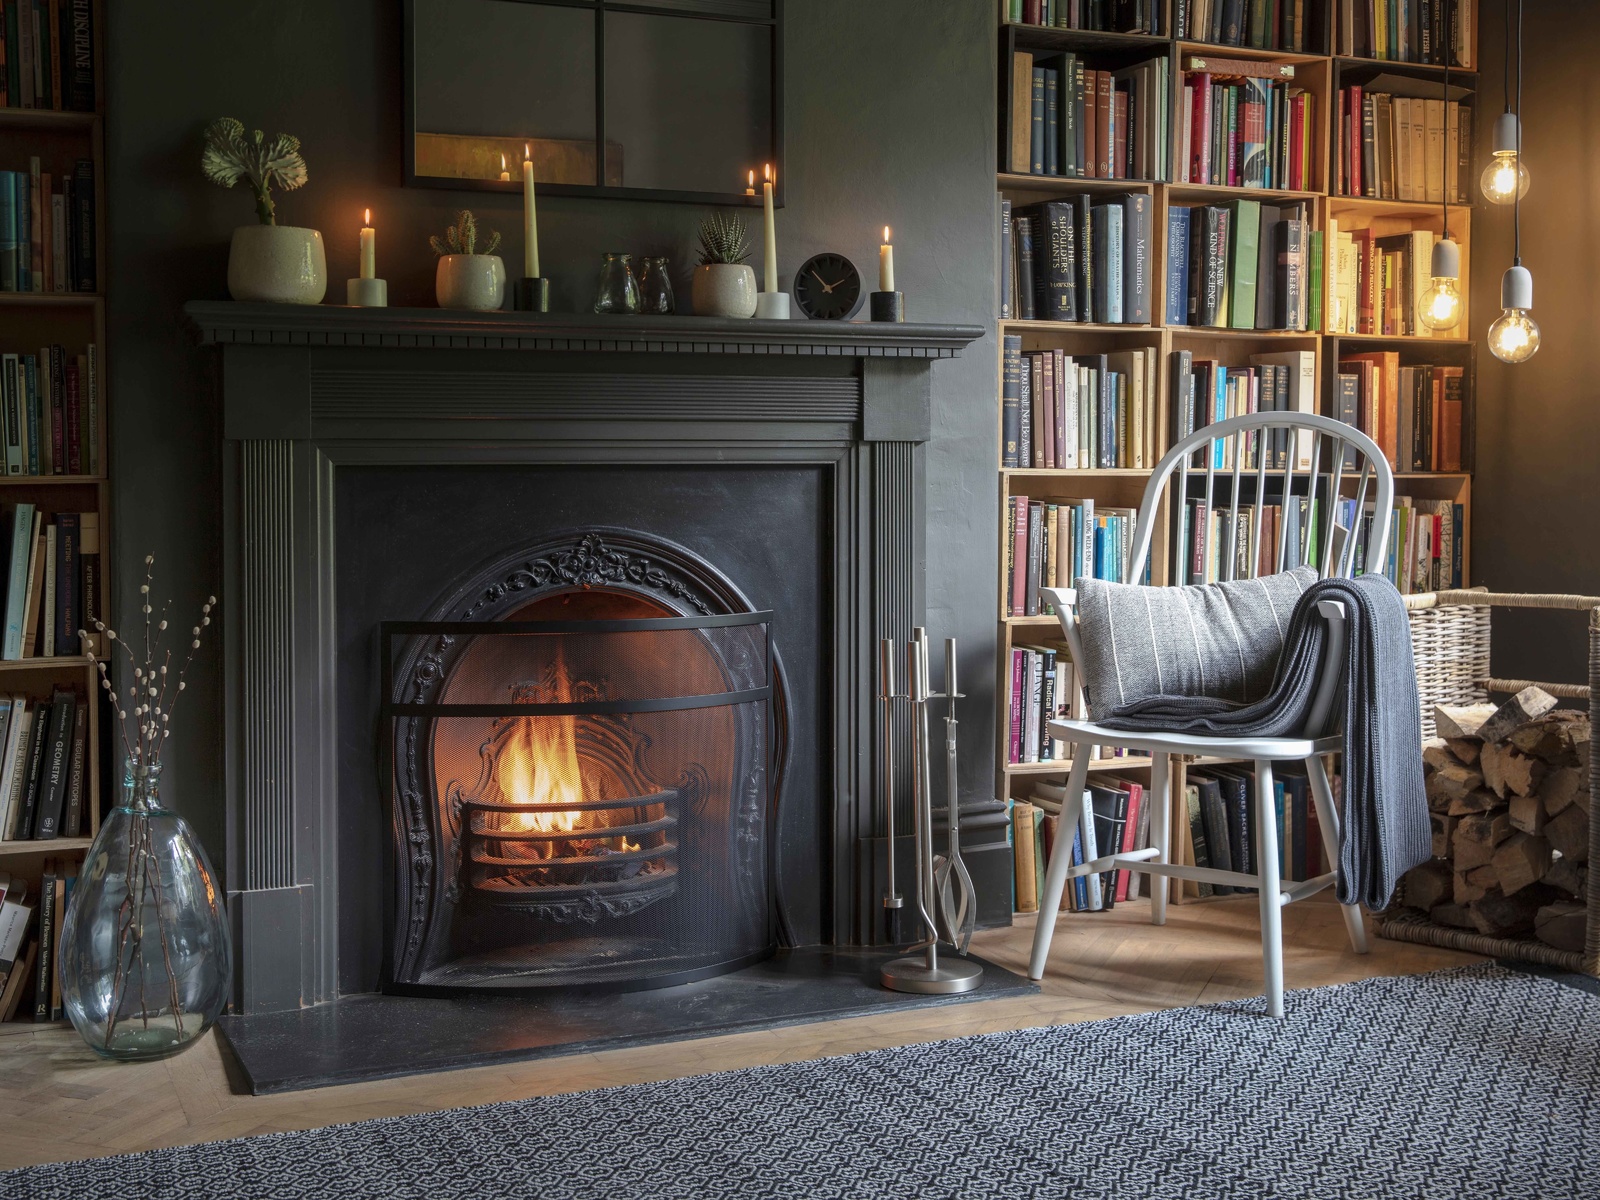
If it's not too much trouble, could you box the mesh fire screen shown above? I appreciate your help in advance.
[384,607,774,991]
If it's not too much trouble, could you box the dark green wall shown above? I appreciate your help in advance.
[106,2,1000,877]
[1471,0,1600,684]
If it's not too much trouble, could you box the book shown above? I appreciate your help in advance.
[30,689,74,840]
[61,692,86,838]
[1091,202,1123,323]
[0,699,30,840]
[2,503,35,658]
[1166,205,1191,325]
[1194,774,1234,894]
[33,870,55,1021]
[998,198,1012,319]
[1001,335,1023,469]
[1119,193,1152,324]
[1013,799,1039,912]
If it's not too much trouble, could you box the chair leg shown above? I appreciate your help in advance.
[1253,760,1285,1018]
[1027,751,1091,981]
[1307,754,1369,954]
[1147,753,1171,926]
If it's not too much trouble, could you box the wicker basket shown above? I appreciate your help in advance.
[1379,589,1600,976]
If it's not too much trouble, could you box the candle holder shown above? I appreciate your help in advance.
[754,292,790,319]
[346,278,388,307]
[515,277,551,313]
[869,291,904,323]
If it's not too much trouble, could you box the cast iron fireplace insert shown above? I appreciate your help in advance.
[382,535,782,995]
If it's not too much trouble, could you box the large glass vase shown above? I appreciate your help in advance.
[58,762,231,1060]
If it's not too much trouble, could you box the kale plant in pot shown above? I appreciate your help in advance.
[202,118,325,304]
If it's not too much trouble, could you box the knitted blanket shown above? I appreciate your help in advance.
[1098,574,1429,910]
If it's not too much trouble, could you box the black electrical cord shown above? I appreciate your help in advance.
[1514,0,1523,266]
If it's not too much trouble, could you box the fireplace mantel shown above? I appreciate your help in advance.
[188,301,983,1014]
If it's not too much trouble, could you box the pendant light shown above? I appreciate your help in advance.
[1482,0,1531,203]
[1489,0,1540,364]
[1418,52,1463,331]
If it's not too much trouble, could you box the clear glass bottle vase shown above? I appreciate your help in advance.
[58,761,231,1060]
[592,252,642,314]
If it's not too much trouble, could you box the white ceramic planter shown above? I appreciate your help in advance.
[227,225,327,304]
[691,263,758,319]
[436,254,507,311]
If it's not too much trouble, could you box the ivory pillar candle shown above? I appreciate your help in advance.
[523,144,540,278]
[762,163,777,293]
[879,226,895,292]
[359,209,376,280]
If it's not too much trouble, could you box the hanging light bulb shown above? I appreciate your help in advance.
[1488,264,1540,363]
[1417,238,1464,331]
[1480,113,1531,204]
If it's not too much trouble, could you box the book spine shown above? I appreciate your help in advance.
[998,199,1012,319]
[1122,193,1150,325]
[54,511,77,653]
[1001,335,1023,469]
[1030,67,1046,174]
[1015,217,1036,320]
[72,159,93,291]
[61,693,87,838]
[33,874,55,1022]
[1010,493,1029,617]
[85,344,97,474]
[17,710,49,838]
[1043,202,1077,321]
[1166,205,1190,325]
[1043,67,1059,176]
[31,691,71,840]
[1008,650,1025,764]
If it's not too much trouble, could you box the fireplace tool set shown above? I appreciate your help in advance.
[878,628,983,995]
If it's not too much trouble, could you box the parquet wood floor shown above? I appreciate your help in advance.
[0,895,1477,1170]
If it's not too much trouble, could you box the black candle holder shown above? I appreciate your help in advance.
[515,277,551,313]
[870,291,905,323]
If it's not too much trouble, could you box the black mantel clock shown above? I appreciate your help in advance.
[793,253,864,320]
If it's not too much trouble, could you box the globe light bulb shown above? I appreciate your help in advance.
[1480,114,1531,205]
[1488,264,1540,364]
[1417,238,1463,332]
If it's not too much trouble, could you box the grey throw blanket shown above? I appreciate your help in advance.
[1098,574,1429,910]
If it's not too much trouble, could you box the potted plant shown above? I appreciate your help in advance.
[691,213,757,319]
[202,118,325,304]
[431,210,506,311]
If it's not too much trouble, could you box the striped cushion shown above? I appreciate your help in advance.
[1073,566,1317,721]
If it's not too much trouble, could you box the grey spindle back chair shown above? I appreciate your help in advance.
[1030,411,1394,1017]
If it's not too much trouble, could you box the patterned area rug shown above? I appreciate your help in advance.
[4,964,1598,1200]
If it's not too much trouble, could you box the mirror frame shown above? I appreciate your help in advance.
[403,0,785,207]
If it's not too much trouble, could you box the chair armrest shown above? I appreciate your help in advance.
[1039,586,1088,719]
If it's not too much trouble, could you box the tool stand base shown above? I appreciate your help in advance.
[879,954,983,994]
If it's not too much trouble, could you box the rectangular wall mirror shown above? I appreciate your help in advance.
[404,0,784,205]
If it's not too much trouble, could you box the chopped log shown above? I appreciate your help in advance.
[1540,766,1586,817]
[1434,703,1499,741]
[1534,902,1588,953]
[1469,888,1544,938]
[1452,811,1513,871]
[1510,792,1548,836]
[1427,759,1486,804]
[1401,860,1453,911]
[1491,833,1553,895]
[1422,739,1458,772]
[1480,742,1545,799]
[1454,871,1488,905]
[1445,738,1482,766]
[1447,789,1502,817]
[1429,902,1476,929]
[1546,804,1591,865]
[1508,710,1589,764]
[1431,813,1459,858]
[1543,855,1587,899]
[1475,686,1561,744]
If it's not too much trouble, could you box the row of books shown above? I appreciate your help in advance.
[1005,1,1164,37]
[2,344,98,475]
[1005,495,1148,617]
[1180,494,1327,583]
[1008,51,1170,181]
[1183,765,1329,896]
[0,688,88,841]
[1178,71,1317,192]
[1012,775,1155,914]
[1338,88,1472,205]
[1384,496,1463,593]
[1,504,101,661]
[1169,350,1319,467]
[0,158,97,293]
[0,861,76,1024]
[1335,352,1464,472]
[1006,644,1152,766]
[1167,200,1321,331]
[0,0,96,111]
[1335,0,1474,66]
[1176,1,1316,52]
[1002,339,1161,470]
[1000,195,1154,323]
[1327,223,1445,338]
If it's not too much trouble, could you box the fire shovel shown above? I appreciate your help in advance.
[932,637,976,954]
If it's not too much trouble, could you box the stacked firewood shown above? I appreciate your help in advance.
[1400,686,1591,951]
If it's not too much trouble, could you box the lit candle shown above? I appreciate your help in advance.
[762,163,777,293]
[498,152,510,182]
[523,143,540,277]
[745,169,756,197]
[879,226,895,292]
[360,209,376,280]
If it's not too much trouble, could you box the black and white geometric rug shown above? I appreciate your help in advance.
[4,963,1597,1199]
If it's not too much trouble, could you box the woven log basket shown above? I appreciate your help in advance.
[1379,589,1600,977]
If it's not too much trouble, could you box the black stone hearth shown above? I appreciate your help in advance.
[215,948,1035,1094]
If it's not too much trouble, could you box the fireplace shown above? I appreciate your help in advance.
[383,533,781,991]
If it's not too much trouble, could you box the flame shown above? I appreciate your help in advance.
[496,654,583,839]
[883,225,891,244]
[747,169,755,187]
[764,162,772,182]
[364,208,371,226]
[524,142,532,162]
[500,151,507,170]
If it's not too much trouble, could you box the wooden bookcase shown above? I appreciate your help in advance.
[994,1,1479,909]
[0,1,111,1006]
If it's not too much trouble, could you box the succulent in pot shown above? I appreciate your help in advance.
[690,212,757,319]
[431,209,506,311]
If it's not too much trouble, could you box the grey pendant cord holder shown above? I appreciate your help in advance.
[878,628,983,995]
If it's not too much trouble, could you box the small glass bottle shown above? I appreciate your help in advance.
[593,252,642,315]
[638,256,675,314]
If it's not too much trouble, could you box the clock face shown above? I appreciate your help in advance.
[793,253,864,320]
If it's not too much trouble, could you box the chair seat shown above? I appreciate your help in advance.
[1048,718,1341,761]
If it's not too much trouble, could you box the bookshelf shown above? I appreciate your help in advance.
[0,0,110,1018]
[994,1,1479,910]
